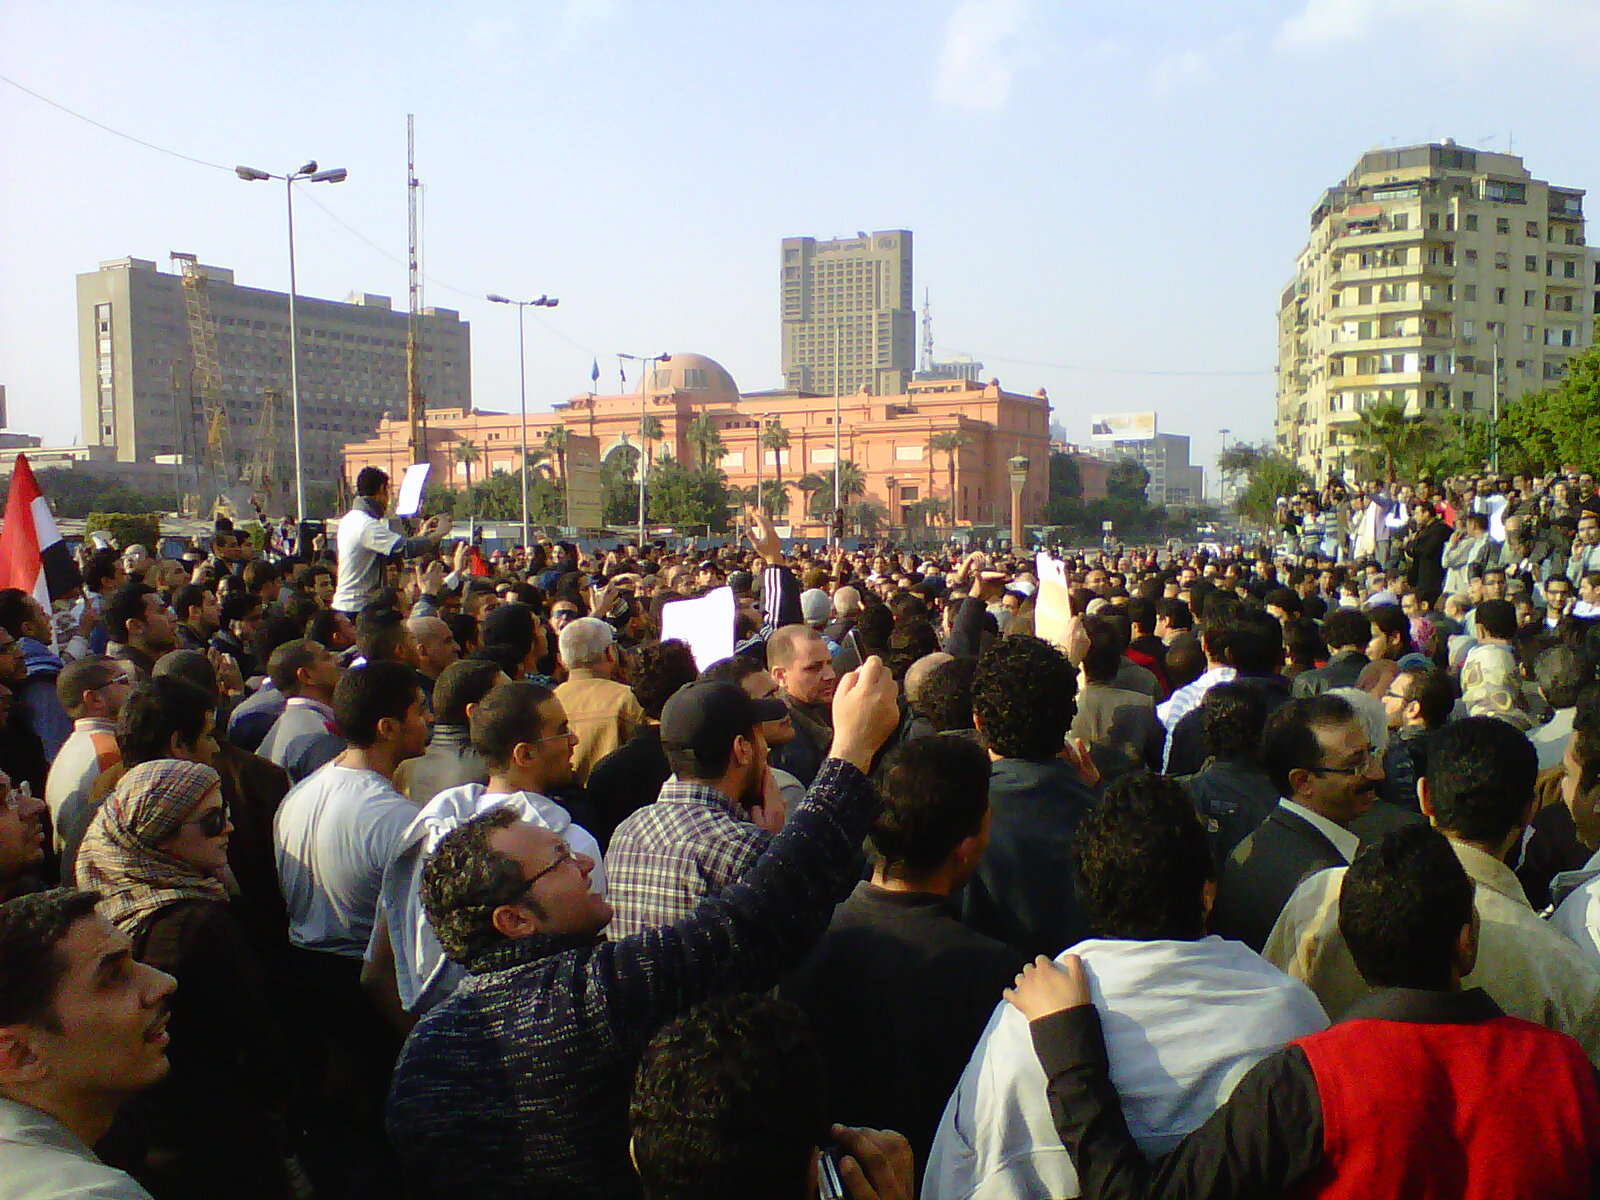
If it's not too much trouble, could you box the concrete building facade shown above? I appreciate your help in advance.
[341,352,1052,534]
[781,231,915,398]
[1276,143,1591,479]
[76,256,470,488]
[1080,432,1205,508]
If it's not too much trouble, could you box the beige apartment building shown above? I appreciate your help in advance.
[1276,143,1591,480]
[781,230,915,398]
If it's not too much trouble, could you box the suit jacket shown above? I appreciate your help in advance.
[1070,683,1163,783]
[1405,520,1451,598]
[1290,649,1369,698]
[1211,806,1349,952]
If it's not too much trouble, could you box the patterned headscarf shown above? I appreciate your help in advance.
[78,758,229,935]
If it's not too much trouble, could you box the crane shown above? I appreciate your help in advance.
[170,252,235,509]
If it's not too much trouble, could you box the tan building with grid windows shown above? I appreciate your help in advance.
[781,230,915,398]
[1276,143,1591,480]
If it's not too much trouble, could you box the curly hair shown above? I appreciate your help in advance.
[630,994,826,1200]
[914,657,978,732]
[0,889,103,1031]
[630,640,699,720]
[870,735,991,878]
[420,807,531,964]
[1071,773,1213,940]
[1199,681,1267,761]
[973,634,1075,759]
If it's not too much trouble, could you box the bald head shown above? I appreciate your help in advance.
[904,651,953,706]
[832,586,862,618]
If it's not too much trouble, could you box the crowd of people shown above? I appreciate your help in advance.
[3,461,1600,1198]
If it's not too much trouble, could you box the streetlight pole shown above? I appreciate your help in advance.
[619,352,670,553]
[487,293,559,550]
[236,161,347,523]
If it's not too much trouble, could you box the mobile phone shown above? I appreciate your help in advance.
[817,1145,847,1200]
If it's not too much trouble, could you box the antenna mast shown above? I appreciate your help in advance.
[920,288,933,374]
[406,114,427,465]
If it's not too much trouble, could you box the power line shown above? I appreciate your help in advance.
[1,73,234,174]
[979,352,1273,378]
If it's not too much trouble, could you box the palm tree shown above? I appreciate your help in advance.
[640,414,664,468]
[808,461,866,519]
[452,440,481,527]
[847,498,886,537]
[543,424,570,484]
[796,472,826,524]
[761,420,791,505]
[685,414,725,469]
[1352,401,1418,482]
[758,478,790,520]
[926,430,971,524]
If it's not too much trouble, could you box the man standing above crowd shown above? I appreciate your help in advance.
[333,466,450,616]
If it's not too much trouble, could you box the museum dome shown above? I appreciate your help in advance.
[642,353,740,405]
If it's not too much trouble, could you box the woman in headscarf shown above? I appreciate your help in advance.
[77,758,297,1200]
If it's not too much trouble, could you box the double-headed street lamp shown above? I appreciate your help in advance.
[487,293,560,549]
[619,352,670,553]
[236,161,347,523]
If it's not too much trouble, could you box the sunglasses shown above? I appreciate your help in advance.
[187,802,231,838]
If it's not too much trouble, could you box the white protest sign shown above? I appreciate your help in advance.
[660,586,737,671]
[395,463,432,518]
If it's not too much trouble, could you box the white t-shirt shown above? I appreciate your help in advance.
[275,764,416,958]
[333,502,403,612]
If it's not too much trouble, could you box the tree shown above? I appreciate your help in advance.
[760,420,791,510]
[846,498,886,537]
[906,495,949,533]
[1106,459,1151,505]
[1350,401,1425,481]
[1048,451,1083,501]
[601,446,642,526]
[796,472,826,523]
[758,477,790,520]
[543,424,570,484]
[806,461,866,519]
[685,414,725,469]
[640,414,665,468]
[647,456,732,533]
[453,441,482,525]
[1497,339,1600,473]
[1230,446,1309,528]
[926,430,971,523]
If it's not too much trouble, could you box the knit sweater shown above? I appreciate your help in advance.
[385,757,875,1198]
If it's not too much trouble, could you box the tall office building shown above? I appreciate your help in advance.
[1081,430,1205,508]
[1276,143,1591,479]
[77,256,470,488]
[781,230,914,397]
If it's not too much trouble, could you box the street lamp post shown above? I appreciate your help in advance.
[487,293,559,549]
[885,475,897,542]
[619,352,670,553]
[236,161,348,523]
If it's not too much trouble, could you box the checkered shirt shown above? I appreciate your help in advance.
[603,780,770,939]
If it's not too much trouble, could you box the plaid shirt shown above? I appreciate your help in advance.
[602,781,770,939]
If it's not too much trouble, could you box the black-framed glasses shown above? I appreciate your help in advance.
[507,841,574,901]
[1304,748,1375,776]
[187,802,230,838]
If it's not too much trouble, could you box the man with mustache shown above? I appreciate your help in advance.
[0,888,177,1199]
[1210,695,1384,952]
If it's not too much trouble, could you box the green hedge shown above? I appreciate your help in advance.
[85,512,161,550]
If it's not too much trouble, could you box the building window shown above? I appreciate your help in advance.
[1496,217,1511,235]
[1465,249,1479,265]
[1464,214,1479,232]
[1495,287,1507,304]
[1527,221,1540,237]
[1464,284,1477,301]
[1494,251,1510,270]
[1525,290,1536,306]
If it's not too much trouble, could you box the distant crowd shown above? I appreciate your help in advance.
[2,461,1599,1199]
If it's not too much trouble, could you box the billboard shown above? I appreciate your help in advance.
[1089,412,1157,443]
[564,435,604,529]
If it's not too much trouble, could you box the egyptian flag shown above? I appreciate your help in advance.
[0,455,82,608]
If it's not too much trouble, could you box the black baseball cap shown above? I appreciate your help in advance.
[660,681,787,764]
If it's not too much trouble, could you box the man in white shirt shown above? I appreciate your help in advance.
[333,466,450,615]
[275,660,430,960]
[924,774,1326,1200]
[0,888,177,1200]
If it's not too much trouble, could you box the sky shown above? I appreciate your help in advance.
[3,0,1599,486]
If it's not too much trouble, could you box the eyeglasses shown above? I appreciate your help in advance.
[509,841,575,900]
[1304,747,1375,776]
[187,802,231,838]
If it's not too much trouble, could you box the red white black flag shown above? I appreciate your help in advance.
[0,455,82,608]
